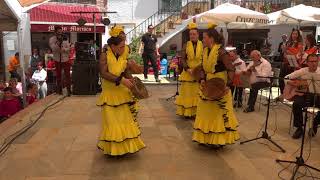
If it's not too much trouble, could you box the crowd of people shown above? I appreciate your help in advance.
[0,26,78,123]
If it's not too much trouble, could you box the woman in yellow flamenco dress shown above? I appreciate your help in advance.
[96,29,145,156]
[175,22,203,118]
[192,24,240,149]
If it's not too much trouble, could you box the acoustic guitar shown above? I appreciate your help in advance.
[282,80,308,101]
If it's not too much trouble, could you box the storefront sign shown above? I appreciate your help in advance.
[31,24,105,33]
[235,16,270,24]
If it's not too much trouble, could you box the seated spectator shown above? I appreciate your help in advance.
[0,80,6,99]
[0,87,22,123]
[26,83,38,105]
[32,62,47,99]
[8,78,22,97]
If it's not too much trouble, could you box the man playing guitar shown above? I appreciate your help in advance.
[243,50,273,113]
[285,54,320,139]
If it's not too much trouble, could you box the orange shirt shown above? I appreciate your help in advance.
[287,43,303,55]
[305,47,318,55]
[7,56,20,72]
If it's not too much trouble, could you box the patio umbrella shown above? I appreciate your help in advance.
[268,4,320,28]
[195,3,269,44]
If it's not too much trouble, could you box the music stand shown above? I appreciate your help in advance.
[240,76,286,153]
[276,78,320,179]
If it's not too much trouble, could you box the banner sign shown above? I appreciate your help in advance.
[31,24,105,33]
[236,16,271,24]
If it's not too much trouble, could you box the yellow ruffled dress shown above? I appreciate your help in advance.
[175,40,203,117]
[96,48,145,156]
[192,44,240,145]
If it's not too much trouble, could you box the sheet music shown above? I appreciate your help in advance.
[286,55,299,68]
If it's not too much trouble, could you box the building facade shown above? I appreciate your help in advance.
[29,0,107,62]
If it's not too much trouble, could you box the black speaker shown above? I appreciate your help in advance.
[72,61,99,95]
[75,42,95,61]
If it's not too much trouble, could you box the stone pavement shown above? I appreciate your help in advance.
[0,85,320,180]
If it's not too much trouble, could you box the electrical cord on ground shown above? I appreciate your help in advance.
[0,97,65,152]
[277,117,320,180]
[0,95,66,157]
[256,106,282,152]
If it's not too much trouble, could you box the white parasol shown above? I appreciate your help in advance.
[268,4,320,28]
[195,3,270,44]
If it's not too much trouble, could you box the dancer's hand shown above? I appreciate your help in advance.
[121,78,134,89]
[200,80,205,90]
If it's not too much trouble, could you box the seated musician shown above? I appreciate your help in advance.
[243,50,273,113]
[285,54,320,139]
[227,47,246,108]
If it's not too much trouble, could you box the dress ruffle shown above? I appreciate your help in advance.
[175,80,199,117]
[176,106,197,117]
[193,90,239,145]
[97,80,133,106]
[98,103,145,156]
[97,137,145,156]
[192,129,240,145]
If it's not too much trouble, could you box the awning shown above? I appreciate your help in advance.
[30,3,105,33]
[18,0,48,7]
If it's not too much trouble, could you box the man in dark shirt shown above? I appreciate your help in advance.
[140,25,159,82]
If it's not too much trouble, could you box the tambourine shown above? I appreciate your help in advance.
[130,77,149,99]
[202,78,229,100]
[191,64,203,81]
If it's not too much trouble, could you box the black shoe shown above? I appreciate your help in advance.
[155,79,160,83]
[292,127,303,139]
[243,107,254,113]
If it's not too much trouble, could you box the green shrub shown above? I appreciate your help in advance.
[128,36,143,65]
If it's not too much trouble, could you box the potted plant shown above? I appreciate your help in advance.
[194,7,201,15]
[156,27,162,37]
[168,20,174,29]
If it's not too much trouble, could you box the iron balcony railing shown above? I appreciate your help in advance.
[213,0,291,13]
[126,0,210,43]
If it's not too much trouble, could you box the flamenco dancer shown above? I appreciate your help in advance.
[175,22,203,118]
[96,27,145,156]
[192,24,240,149]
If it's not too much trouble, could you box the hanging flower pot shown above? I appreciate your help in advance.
[168,20,174,29]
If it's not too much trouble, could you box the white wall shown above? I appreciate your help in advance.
[108,0,158,25]
[268,24,295,56]
[159,31,183,53]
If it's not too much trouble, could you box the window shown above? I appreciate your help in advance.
[159,0,182,13]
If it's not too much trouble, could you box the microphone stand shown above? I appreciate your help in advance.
[240,76,286,153]
[166,55,181,101]
[276,77,320,179]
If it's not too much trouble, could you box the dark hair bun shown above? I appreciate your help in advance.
[206,28,224,45]
[107,36,123,46]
